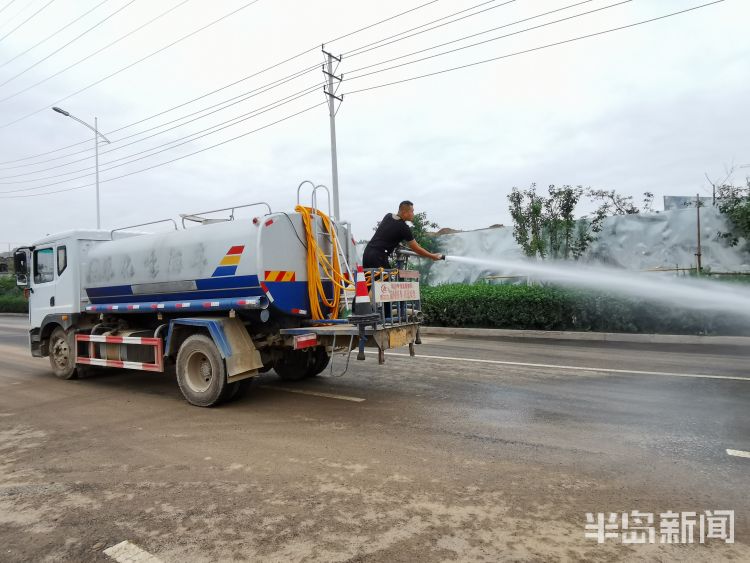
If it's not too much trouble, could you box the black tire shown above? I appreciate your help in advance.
[176,334,227,407]
[48,327,78,380]
[221,377,256,403]
[273,350,311,381]
[306,347,330,378]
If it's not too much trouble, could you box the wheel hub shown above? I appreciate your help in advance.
[52,337,69,368]
[185,351,214,393]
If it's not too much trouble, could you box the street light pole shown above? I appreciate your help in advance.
[52,107,111,229]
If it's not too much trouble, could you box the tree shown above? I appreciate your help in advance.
[508,185,655,260]
[508,184,583,259]
[717,178,750,250]
[586,188,653,216]
[509,185,546,258]
[410,211,439,254]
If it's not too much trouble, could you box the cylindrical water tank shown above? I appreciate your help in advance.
[83,212,358,316]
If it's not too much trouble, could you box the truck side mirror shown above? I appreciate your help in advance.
[14,250,29,287]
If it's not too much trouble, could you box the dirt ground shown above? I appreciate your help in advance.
[1,319,748,561]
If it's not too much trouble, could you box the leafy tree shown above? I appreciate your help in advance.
[410,211,439,254]
[508,184,582,259]
[509,184,547,257]
[509,185,655,260]
[717,178,750,250]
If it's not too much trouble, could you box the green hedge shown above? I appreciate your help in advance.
[0,277,27,313]
[420,284,750,336]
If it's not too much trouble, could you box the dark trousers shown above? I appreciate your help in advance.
[363,246,391,269]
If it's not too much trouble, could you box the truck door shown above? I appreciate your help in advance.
[29,246,57,328]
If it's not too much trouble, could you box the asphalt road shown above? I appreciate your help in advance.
[0,314,748,562]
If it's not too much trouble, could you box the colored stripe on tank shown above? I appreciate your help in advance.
[86,275,261,304]
[212,265,238,277]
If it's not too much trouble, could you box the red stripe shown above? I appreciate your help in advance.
[227,245,245,255]
[260,282,269,293]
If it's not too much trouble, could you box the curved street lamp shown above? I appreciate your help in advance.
[52,106,111,229]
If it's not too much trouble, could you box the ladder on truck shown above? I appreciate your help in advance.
[296,180,354,311]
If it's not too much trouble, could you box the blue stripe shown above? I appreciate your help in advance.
[89,287,264,304]
[212,265,237,277]
[86,275,261,302]
[196,275,258,290]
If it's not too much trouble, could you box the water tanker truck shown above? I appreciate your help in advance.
[13,184,423,406]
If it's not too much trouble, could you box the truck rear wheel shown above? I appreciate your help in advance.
[176,334,227,407]
[273,350,310,381]
[49,327,78,380]
[306,347,330,377]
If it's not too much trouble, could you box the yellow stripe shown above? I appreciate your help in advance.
[220,255,241,266]
[282,271,295,282]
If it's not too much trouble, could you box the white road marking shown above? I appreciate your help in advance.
[727,449,750,459]
[375,351,750,382]
[104,540,162,563]
[260,385,365,402]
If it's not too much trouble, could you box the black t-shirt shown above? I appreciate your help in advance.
[366,213,415,255]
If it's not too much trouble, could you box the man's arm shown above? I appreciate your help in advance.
[407,239,443,261]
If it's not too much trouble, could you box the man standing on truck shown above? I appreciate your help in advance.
[363,200,443,268]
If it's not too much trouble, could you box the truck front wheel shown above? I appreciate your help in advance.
[49,327,78,380]
[176,334,227,407]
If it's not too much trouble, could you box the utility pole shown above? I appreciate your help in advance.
[322,46,343,221]
[695,193,702,275]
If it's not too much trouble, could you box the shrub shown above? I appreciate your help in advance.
[0,276,27,313]
[420,284,749,336]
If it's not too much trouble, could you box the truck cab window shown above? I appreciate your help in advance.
[33,247,54,284]
[57,246,67,276]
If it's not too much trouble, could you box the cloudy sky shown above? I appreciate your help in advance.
[0,0,747,248]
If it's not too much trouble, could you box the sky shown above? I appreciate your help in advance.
[0,0,748,249]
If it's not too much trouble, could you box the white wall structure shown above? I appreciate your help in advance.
[429,207,749,285]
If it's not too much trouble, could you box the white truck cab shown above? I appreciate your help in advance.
[15,230,111,356]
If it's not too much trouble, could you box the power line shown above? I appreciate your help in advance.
[345,0,631,79]
[0,82,323,189]
[0,0,57,44]
[0,0,616,182]
[0,0,18,18]
[0,58,320,170]
[0,0,112,70]
[0,62,321,176]
[0,0,187,97]
[0,0,443,164]
[345,1,726,96]
[0,0,263,129]
[0,102,326,199]
[0,1,727,199]
[0,0,34,35]
[324,0,442,46]
[343,0,517,58]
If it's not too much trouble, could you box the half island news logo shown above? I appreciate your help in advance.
[585,510,734,544]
